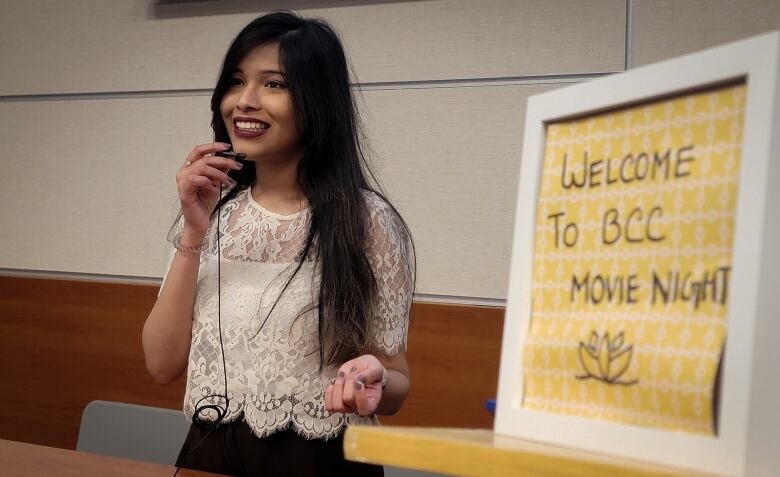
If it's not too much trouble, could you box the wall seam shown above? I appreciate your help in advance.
[0,73,615,103]
[0,268,506,306]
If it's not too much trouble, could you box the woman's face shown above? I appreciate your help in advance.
[220,42,302,164]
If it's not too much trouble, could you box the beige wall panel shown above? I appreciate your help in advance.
[362,82,561,299]
[0,0,624,95]
[324,0,626,83]
[632,0,780,67]
[0,96,213,276]
[0,82,564,299]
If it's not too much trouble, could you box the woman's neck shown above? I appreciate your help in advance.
[251,155,307,215]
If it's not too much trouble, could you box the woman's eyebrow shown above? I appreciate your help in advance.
[234,67,285,76]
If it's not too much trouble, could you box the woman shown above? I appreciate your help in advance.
[142,11,415,477]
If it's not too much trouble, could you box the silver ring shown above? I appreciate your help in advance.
[185,159,192,167]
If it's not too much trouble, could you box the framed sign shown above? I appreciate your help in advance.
[495,31,780,476]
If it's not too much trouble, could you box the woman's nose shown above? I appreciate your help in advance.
[237,86,260,110]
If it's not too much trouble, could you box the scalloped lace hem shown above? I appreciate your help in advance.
[210,414,375,441]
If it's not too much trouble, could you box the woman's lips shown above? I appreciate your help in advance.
[233,126,268,138]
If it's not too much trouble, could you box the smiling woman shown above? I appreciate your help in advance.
[220,43,302,167]
[141,10,415,477]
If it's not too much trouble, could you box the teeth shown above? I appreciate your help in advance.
[236,120,268,130]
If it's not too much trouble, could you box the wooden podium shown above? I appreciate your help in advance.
[344,426,707,477]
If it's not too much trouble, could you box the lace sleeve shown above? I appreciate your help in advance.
[364,192,415,356]
[158,214,184,297]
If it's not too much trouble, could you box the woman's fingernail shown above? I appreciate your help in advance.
[355,381,364,391]
[338,371,345,378]
[234,161,243,169]
[356,374,366,383]
[330,378,336,384]
[221,143,231,148]
[350,367,357,373]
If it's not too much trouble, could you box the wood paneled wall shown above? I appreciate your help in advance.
[0,276,503,450]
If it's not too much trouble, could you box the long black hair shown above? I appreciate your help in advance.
[207,11,414,367]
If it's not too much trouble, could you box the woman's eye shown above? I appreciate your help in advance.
[228,77,243,86]
[265,80,286,89]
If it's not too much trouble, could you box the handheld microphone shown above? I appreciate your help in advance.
[215,149,248,163]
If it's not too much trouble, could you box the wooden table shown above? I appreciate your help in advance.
[0,438,227,476]
[344,426,710,477]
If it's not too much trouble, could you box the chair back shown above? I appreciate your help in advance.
[77,400,190,465]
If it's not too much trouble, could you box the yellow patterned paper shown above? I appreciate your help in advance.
[522,83,746,435]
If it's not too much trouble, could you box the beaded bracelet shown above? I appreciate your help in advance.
[173,232,206,256]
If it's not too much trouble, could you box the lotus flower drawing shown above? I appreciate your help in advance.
[576,330,638,386]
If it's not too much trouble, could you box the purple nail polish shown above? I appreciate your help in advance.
[350,367,357,373]
[338,371,345,378]
[356,374,366,383]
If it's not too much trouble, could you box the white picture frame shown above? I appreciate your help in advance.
[495,31,780,476]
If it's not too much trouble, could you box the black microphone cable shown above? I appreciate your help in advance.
[171,151,291,476]
[172,181,230,477]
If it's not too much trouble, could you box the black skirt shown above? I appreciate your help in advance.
[175,416,384,477]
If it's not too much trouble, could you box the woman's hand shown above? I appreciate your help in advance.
[325,354,386,416]
[176,142,243,237]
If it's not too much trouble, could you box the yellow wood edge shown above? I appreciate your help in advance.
[344,426,701,477]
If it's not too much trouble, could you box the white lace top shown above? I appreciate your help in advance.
[159,187,414,440]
